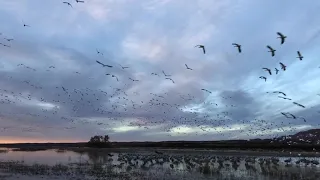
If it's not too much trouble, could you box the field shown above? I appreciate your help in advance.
[0,147,319,180]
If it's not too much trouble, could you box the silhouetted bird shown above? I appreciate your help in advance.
[277,32,287,44]
[262,68,272,75]
[63,2,73,7]
[201,89,212,93]
[297,51,303,60]
[4,38,13,42]
[266,45,276,56]
[259,76,267,82]
[195,45,205,54]
[273,91,286,96]
[279,62,286,71]
[162,70,171,77]
[75,0,84,3]
[293,102,305,108]
[165,78,175,83]
[278,96,291,100]
[275,68,279,74]
[96,61,112,68]
[185,64,193,70]
[232,43,241,53]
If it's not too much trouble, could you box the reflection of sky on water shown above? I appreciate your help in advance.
[0,148,319,179]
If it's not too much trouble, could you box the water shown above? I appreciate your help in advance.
[0,148,319,180]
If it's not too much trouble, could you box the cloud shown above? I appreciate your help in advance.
[0,0,319,143]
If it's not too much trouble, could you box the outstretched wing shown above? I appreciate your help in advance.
[266,45,272,51]
[297,51,301,57]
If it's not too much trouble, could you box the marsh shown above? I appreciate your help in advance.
[0,148,319,180]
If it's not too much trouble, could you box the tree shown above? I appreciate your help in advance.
[87,135,111,148]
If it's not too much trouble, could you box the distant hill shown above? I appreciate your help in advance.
[272,129,320,145]
[0,129,319,151]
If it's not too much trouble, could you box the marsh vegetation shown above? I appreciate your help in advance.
[0,148,319,180]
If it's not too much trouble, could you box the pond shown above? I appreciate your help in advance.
[0,148,319,180]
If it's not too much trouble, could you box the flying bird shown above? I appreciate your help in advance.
[96,49,103,55]
[129,78,139,82]
[165,78,175,83]
[296,51,303,60]
[281,112,290,118]
[106,74,119,81]
[259,76,267,82]
[195,45,205,54]
[63,2,73,7]
[118,64,129,69]
[278,96,291,100]
[151,73,159,76]
[287,113,296,119]
[293,102,305,108]
[262,68,272,75]
[96,61,112,68]
[162,70,171,77]
[277,32,287,44]
[185,64,193,70]
[275,68,279,74]
[273,91,286,96]
[279,62,286,71]
[266,45,276,56]
[232,43,241,53]
[201,89,212,94]
[4,38,13,42]
[299,117,307,122]
[75,0,85,2]
[0,43,10,47]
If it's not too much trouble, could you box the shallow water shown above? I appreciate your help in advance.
[0,148,319,180]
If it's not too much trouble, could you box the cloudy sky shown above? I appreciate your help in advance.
[0,0,319,143]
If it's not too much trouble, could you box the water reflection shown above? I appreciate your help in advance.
[0,148,319,180]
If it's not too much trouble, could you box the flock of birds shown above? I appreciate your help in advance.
[0,1,319,141]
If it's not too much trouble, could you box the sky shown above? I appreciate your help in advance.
[0,0,320,143]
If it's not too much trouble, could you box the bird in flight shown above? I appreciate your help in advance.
[266,45,276,56]
[63,2,73,7]
[296,51,303,60]
[185,64,193,70]
[259,76,267,82]
[151,73,159,76]
[279,62,286,71]
[277,32,287,44]
[275,68,279,74]
[165,78,175,84]
[4,38,13,42]
[273,91,286,96]
[0,43,10,47]
[195,45,205,54]
[278,96,291,100]
[201,89,212,94]
[232,43,241,53]
[22,20,30,27]
[129,78,139,82]
[281,112,291,118]
[106,74,119,81]
[262,68,272,75]
[299,117,307,122]
[75,0,85,3]
[118,64,129,69]
[96,49,103,55]
[293,102,305,108]
[96,61,112,68]
[162,70,171,77]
